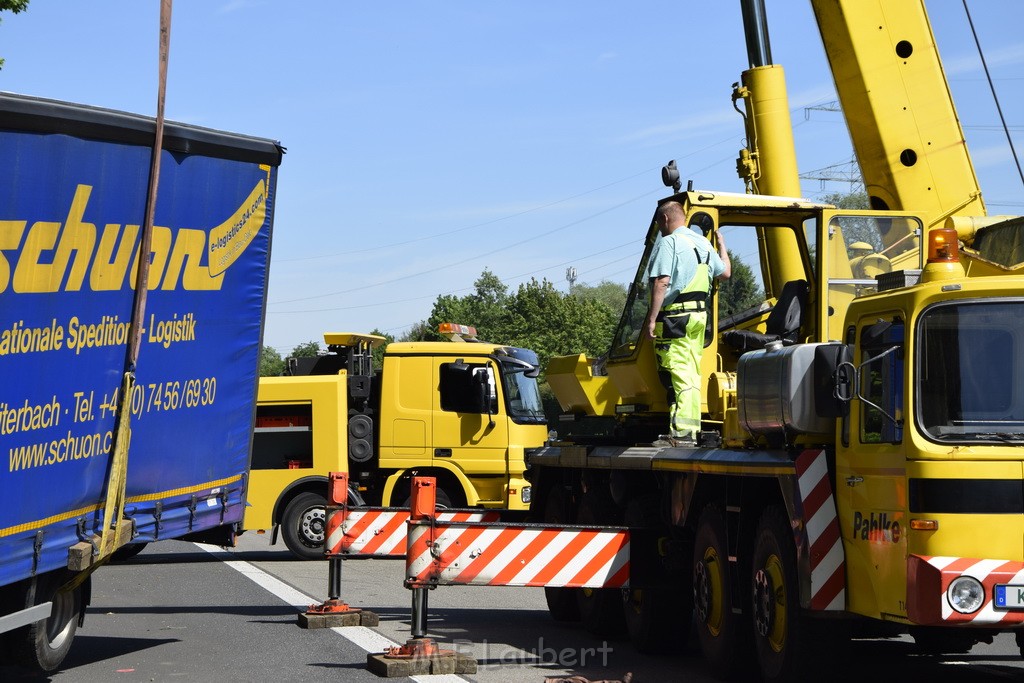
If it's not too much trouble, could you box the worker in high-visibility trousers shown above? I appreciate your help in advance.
[644,201,730,446]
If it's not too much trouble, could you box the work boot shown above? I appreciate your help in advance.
[653,435,696,448]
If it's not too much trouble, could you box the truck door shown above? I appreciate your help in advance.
[836,316,909,619]
[434,357,510,505]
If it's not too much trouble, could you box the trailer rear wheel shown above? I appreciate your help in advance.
[281,492,328,560]
[751,505,806,683]
[543,486,580,622]
[9,571,82,672]
[575,490,626,637]
[694,504,743,679]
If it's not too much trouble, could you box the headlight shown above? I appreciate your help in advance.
[521,486,532,504]
[947,576,985,614]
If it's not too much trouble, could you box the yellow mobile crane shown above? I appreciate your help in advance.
[811,0,1024,275]
[525,1,1024,680]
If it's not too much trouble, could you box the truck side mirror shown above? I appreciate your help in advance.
[813,343,853,418]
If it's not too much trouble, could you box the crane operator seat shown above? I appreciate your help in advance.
[722,279,809,353]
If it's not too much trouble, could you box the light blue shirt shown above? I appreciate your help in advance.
[646,228,725,304]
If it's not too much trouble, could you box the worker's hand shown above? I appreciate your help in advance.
[645,317,657,339]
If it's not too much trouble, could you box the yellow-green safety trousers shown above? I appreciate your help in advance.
[653,262,711,440]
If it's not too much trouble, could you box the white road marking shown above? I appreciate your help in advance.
[195,543,468,683]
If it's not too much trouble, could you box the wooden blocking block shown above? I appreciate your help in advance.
[67,541,95,571]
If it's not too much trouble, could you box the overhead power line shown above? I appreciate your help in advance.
[799,156,863,192]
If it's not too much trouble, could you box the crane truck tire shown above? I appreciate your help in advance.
[281,492,329,560]
[575,490,626,637]
[622,496,692,653]
[7,571,83,672]
[542,486,581,622]
[693,504,749,679]
[751,505,807,683]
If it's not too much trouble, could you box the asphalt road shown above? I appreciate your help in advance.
[3,534,1024,682]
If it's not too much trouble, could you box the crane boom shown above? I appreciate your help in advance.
[810,0,987,225]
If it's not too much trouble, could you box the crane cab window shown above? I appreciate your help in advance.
[824,214,921,292]
[859,320,904,444]
[816,214,922,342]
[917,302,1024,443]
[610,212,810,360]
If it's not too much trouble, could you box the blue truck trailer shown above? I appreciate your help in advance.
[0,92,283,671]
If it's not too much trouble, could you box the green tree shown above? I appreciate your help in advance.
[501,278,617,365]
[471,269,508,308]
[290,340,321,358]
[368,328,395,371]
[423,271,619,422]
[0,1,29,70]
[718,250,763,317]
[259,345,286,376]
[425,272,616,367]
[821,190,869,210]
[820,190,883,250]
[572,280,627,315]
[400,321,433,343]
[426,269,509,341]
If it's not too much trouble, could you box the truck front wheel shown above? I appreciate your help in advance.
[281,492,328,560]
[9,571,83,672]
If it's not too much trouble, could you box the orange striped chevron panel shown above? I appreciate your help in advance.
[325,507,500,558]
[405,519,630,588]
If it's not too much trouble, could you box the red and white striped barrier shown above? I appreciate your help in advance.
[325,507,500,557]
[405,520,631,589]
[908,555,1024,625]
[795,449,846,611]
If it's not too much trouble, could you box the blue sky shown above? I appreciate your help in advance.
[3,1,1022,353]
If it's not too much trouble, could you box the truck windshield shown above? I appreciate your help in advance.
[917,301,1024,443]
[496,348,546,424]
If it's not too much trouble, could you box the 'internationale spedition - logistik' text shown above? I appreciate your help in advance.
[0,313,197,357]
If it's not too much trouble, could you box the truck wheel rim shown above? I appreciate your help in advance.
[696,548,724,635]
[300,506,326,545]
[47,589,75,649]
[754,555,786,652]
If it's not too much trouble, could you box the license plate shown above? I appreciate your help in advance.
[994,584,1024,609]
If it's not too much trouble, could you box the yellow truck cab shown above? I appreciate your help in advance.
[245,326,549,558]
